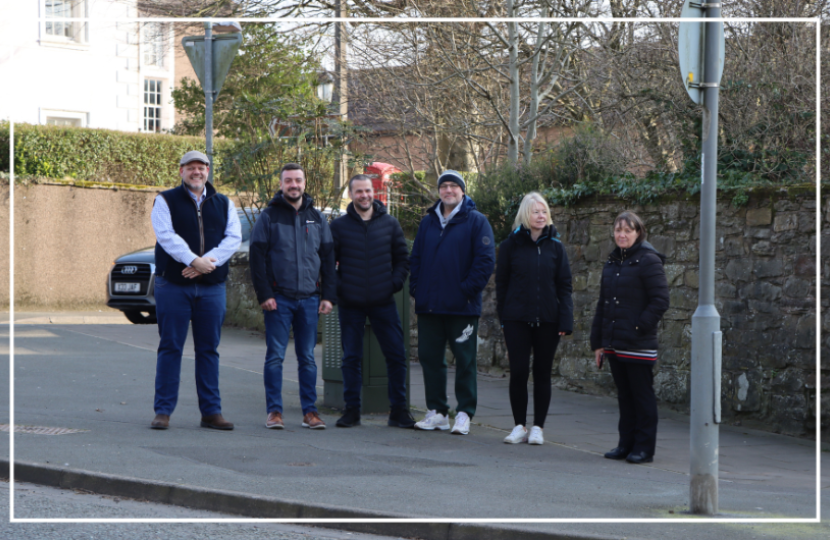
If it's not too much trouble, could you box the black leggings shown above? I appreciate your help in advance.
[502,321,561,428]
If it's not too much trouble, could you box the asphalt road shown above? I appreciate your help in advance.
[2,319,829,540]
[4,480,413,540]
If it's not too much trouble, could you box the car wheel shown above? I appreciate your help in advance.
[124,310,157,324]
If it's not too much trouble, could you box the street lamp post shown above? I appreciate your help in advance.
[204,22,214,183]
[683,2,724,515]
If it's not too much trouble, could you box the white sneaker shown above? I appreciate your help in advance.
[528,426,544,445]
[415,410,450,431]
[451,411,471,435]
[504,425,528,444]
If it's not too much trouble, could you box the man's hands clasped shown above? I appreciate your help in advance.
[259,298,333,314]
[182,256,217,279]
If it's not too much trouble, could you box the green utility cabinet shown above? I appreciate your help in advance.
[322,281,411,413]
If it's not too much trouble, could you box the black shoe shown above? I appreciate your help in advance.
[626,451,653,464]
[336,407,361,427]
[604,446,630,460]
[388,407,416,429]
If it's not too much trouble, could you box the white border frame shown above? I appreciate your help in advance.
[8,13,823,526]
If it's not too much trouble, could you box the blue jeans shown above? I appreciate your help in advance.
[339,302,407,411]
[154,276,226,416]
[263,294,320,415]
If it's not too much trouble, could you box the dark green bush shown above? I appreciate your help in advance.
[470,128,811,243]
[387,171,435,236]
[468,161,550,242]
[0,122,232,186]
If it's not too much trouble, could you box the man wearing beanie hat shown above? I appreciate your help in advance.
[409,170,495,435]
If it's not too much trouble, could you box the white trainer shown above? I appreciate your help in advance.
[528,426,544,445]
[504,425,528,444]
[451,411,471,435]
[414,410,450,431]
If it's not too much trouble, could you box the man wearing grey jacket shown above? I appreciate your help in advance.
[249,163,336,430]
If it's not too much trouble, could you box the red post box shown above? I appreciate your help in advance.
[363,162,401,204]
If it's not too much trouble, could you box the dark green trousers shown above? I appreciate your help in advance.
[417,314,479,417]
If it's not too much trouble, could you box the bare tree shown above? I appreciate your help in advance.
[139,0,824,185]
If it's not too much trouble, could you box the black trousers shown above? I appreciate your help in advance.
[607,354,658,456]
[502,321,560,428]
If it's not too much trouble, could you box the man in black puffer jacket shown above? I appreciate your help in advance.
[329,174,415,429]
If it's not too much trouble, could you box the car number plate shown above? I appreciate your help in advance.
[115,283,140,293]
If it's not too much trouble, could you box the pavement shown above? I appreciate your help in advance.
[1,311,828,540]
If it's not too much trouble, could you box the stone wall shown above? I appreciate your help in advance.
[222,188,822,438]
[225,250,267,332]
[820,193,830,442]
[466,189,818,438]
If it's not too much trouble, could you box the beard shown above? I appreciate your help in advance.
[355,198,373,211]
[284,189,302,202]
[183,177,205,191]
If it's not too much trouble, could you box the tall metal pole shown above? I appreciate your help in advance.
[204,22,214,184]
[689,3,722,515]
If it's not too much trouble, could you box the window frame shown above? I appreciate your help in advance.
[142,78,165,133]
[40,0,89,48]
[142,21,167,69]
[40,109,89,128]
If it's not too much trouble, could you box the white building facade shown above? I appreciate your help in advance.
[0,0,177,132]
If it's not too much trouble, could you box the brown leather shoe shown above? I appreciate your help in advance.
[200,413,234,430]
[265,412,284,429]
[302,411,326,430]
[150,414,170,430]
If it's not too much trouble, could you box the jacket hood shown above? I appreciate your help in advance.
[346,198,388,221]
[270,190,314,211]
[512,223,560,243]
[612,240,666,264]
[427,194,476,216]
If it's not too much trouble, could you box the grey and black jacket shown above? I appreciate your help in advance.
[249,191,336,304]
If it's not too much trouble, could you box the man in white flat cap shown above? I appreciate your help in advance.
[149,150,241,431]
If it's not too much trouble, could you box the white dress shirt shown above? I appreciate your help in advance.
[151,186,241,267]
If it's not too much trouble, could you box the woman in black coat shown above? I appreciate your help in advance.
[591,211,669,464]
[496,192,573,445]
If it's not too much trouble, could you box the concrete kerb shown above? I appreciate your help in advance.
[0,459,615,540]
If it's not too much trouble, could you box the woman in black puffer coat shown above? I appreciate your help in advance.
[591,211,669,464]
[496,192,573,446]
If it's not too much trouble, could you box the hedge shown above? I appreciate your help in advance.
[0,122,233,186]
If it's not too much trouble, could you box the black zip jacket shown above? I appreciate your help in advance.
[590,240,670,351]
[330,199,409,307]
[495,225,574,332]
[249,191,336,304]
